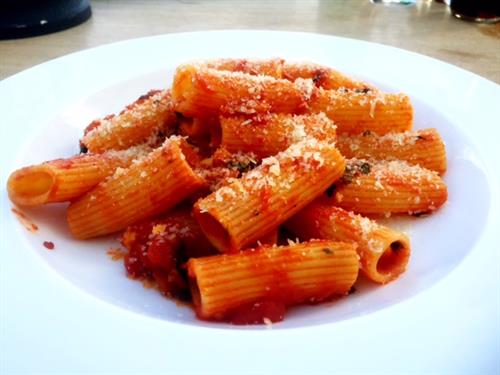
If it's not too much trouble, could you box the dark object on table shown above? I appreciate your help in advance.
[450,0,500,23]
[0,0,91,40]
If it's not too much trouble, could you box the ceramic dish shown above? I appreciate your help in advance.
[1,31,498,374]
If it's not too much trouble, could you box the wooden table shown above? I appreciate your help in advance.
[1,0,499,83]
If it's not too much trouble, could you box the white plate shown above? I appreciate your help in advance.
[1,31,499,374]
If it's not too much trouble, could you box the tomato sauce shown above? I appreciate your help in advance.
[228,301,286,325]
[259,185,272,213]
[120,207,297,325]
[122,208,217,299]
[43,241,55,250]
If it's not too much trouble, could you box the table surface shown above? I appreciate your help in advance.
[1,0,499,83]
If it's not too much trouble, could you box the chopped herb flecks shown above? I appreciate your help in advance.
[359,162,371,175]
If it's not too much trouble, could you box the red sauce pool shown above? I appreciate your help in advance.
[228,301,286,325]
[43,241,55,250]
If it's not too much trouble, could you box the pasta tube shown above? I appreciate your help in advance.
[336,128,447,174]
[220,113,337,159]
[186,240,359,321]
[286,202,410,284]
[7,145,151,206]
[332,159,448,215]
[194,137,346,253]
[67,137,205,239]
[172,64,309,117]
[308,88,413,135]
[205,58,371,90]
[81,90,177,153]
[282,61,372,91]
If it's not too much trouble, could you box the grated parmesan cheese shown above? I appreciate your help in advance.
[263,317,273,328]
[113,167,127,178]
[152,224,167,235]
[262,156,281,176]
[294,78,315,101]
[83,90,169,142]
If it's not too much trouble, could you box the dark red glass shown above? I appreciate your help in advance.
[450,0,500,23]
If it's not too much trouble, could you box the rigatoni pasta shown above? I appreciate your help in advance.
[308,88,413,135]
[286,201,410,284]
[7,145,151,206]
[6,57,450,325]
[332,159,447,215]
[336,128,447,174]
[220,112,337,160]
[187,240,359,321]
[194,137,346,253]
[172,63,413,135]
[67,137,205,239]
[205,58,372,90]
[81,89,177,153]
[172,64,309,117]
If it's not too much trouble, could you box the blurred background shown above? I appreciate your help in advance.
[0,0,498,82]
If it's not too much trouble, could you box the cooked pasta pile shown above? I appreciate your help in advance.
[7,58,448,325]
